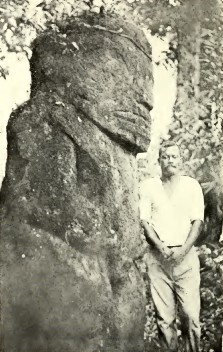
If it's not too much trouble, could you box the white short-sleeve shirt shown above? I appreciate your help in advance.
[139,176,204,246]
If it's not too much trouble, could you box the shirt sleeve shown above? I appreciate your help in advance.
[190,180,204,222]
[139,181,152,222]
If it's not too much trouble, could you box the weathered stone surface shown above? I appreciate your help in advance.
[0,14,153,352]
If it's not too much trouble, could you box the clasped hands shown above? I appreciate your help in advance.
[158,244,187,264]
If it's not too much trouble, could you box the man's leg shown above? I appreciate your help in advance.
[174,247,201,352]
[148,252,178,352]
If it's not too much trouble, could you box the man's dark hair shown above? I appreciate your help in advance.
[158,141,181,160]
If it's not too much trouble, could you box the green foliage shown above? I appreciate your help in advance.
[0,0,200,73]
[165,0,223,244]
[0,0,127,66]
[199,244,223,352]
[169,0,223,178]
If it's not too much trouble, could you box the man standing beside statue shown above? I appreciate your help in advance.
[139,141,204,352]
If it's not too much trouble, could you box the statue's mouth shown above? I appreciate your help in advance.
[113,110,150,135]
[113,110,149,123]
[107,110,150,153]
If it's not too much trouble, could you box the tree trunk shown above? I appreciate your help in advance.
[172,7,201,172]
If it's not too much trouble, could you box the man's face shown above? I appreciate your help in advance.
[160,146,181,177]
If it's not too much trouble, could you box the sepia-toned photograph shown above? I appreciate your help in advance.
[0,0,222,351]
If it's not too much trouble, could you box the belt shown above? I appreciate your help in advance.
[167,245,182,248]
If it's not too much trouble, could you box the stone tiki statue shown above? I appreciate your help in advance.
[0,14,153,352]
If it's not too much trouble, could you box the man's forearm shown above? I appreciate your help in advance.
[184,219,203,253]
[141,220,163,250]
